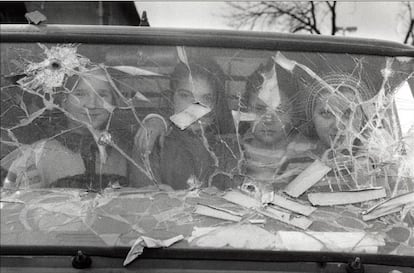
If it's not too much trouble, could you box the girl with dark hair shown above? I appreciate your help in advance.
[132,60,239,190]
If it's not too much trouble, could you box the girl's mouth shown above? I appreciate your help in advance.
[83,110,105,117]
[330,134,346,143]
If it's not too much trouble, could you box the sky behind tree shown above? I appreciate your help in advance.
[135,2,408,43]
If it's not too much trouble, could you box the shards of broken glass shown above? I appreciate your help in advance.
[176,46,190,69]
[111,65,162,77]
[362,191,414,221]
[193,189,314,229]
[188,225,384,253]
[188,225,281,249]
[123,235,184,266]
[18,44,90,91]
[194,204,243,222]
[97,131,113,146]
[284,159,331,198]
[170,103,211,130]
[186,174,203,191]
[258,64,281,110]
[223,190,312,230]
[231,110,257,122]
[24,11,47,25]
[394,128,414,187]
[307,188,387,206]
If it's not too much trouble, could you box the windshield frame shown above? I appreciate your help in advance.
[1,24,413,56]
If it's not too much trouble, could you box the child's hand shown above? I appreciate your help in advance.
[135,116,167,155]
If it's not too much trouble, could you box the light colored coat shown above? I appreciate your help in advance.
[1,139,127,189]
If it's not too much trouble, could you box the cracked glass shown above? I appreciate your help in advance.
[1,42,413,256]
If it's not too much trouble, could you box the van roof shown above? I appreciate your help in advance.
[1,24,414,57]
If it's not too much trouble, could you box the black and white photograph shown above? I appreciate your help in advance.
[1,1,413,272]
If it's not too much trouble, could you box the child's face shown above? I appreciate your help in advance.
[312,89,362,147]
[173,76,215,112]
[249,94,291,146]
[63,71,114,131]
[173,76,215,126]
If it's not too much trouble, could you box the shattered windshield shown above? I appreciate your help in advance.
[1,42,413,260]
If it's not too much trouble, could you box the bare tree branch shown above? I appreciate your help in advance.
[401,2,414,44]
[326,1,337,35]
[404,20,414,44]
[224,1,337,36]
[310,2,318,32]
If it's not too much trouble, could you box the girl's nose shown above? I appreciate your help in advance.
[336,118,348,131]
[329,120,347,139]
[259,112,273,125]
[327,118,339,132]
[263,109,275,119]
[83,93,100,108]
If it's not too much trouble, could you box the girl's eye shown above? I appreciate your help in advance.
[178,91,191,98]
[320,109,333,118]
[72,90,86,97]
[342,109,352,119]
[254,105,266,113]
[228,94,239,100]
[203,94,214,103]
[99,93,110,99]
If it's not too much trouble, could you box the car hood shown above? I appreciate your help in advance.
[1,187,413,256]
